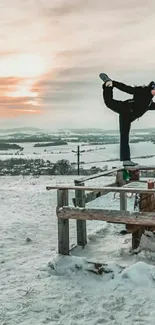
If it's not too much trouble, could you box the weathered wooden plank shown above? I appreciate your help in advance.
[57,189,69,255]
[75,181,87,247]
[57,207,155,226]
[46,185,155,194]
[84,182,117,203]
[75,167,122,183]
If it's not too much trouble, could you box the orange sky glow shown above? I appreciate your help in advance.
[1,0,155,129]
[0,53,48,117]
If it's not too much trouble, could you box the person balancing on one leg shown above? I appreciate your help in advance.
[99,73,155,167]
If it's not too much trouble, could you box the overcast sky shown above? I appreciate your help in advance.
[1,0,155,130]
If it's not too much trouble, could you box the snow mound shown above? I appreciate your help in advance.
[47,255,155,289]
[121,261,155,286]
[47,254,123,277]
[47,255,88,275]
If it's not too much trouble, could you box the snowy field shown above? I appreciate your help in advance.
[1,141,155,169]
[1,174,155,324]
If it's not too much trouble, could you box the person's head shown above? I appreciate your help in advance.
[150,82,155,96]
[133,81,155,102]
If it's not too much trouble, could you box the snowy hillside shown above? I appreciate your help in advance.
[1,175,155,324]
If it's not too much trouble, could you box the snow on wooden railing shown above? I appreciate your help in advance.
[57,206,155,226]
[74,165,155,184]
[46,184,155,194]
[75,167,122,183]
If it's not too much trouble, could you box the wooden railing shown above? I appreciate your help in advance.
[76,167,122,183]
[47,183,155,255]
[47,165,155,255]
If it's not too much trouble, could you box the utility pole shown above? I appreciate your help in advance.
[72,145,85,175]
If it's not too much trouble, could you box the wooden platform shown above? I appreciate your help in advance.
[48,165,155,255]
[76,167,122,183]
[122,181,150,190]
[77,165,155,183]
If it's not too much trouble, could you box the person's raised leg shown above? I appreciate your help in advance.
[99,73,135,95]
[99,73,112,83]
[102,80,124,114]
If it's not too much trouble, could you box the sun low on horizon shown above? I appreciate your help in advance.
[0,53,49,115]
[0,53,47,79]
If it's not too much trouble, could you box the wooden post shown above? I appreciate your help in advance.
[75,180,87,247]
[128,169,140,181]
[120,192,127,211]
[140,193,155,212]
[124,169,141,249]
[116,170,126,187]
[57,189,69,255]
[131,185,141,248]
[132,179,154,249]
[132,226,144,249]
[116,170,127,211]
[140,182,155,232]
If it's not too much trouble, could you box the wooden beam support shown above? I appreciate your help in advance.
[57,206,155,227]
[125,169,140,248]
[132,181,155,249]
[84,182,117,204]
[116,170,127,211]
[132,226,145,249]
[76,167,122,183]
[75,181,87,247]
[57,189,69,255]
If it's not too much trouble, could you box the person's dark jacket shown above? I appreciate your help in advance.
[113,80,155,121]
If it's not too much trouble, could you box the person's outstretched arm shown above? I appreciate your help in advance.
[113,80,136,95]
[148,102,155,110]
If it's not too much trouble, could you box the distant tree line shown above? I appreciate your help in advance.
[0,158,103,176]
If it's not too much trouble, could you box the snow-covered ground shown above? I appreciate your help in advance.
[1,174,155,324]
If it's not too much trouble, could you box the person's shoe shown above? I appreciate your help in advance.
[99,73,112,83]
[123,160,138,167]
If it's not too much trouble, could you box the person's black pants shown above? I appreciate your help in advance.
[119,115,131,161]
[103,85,133,161]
